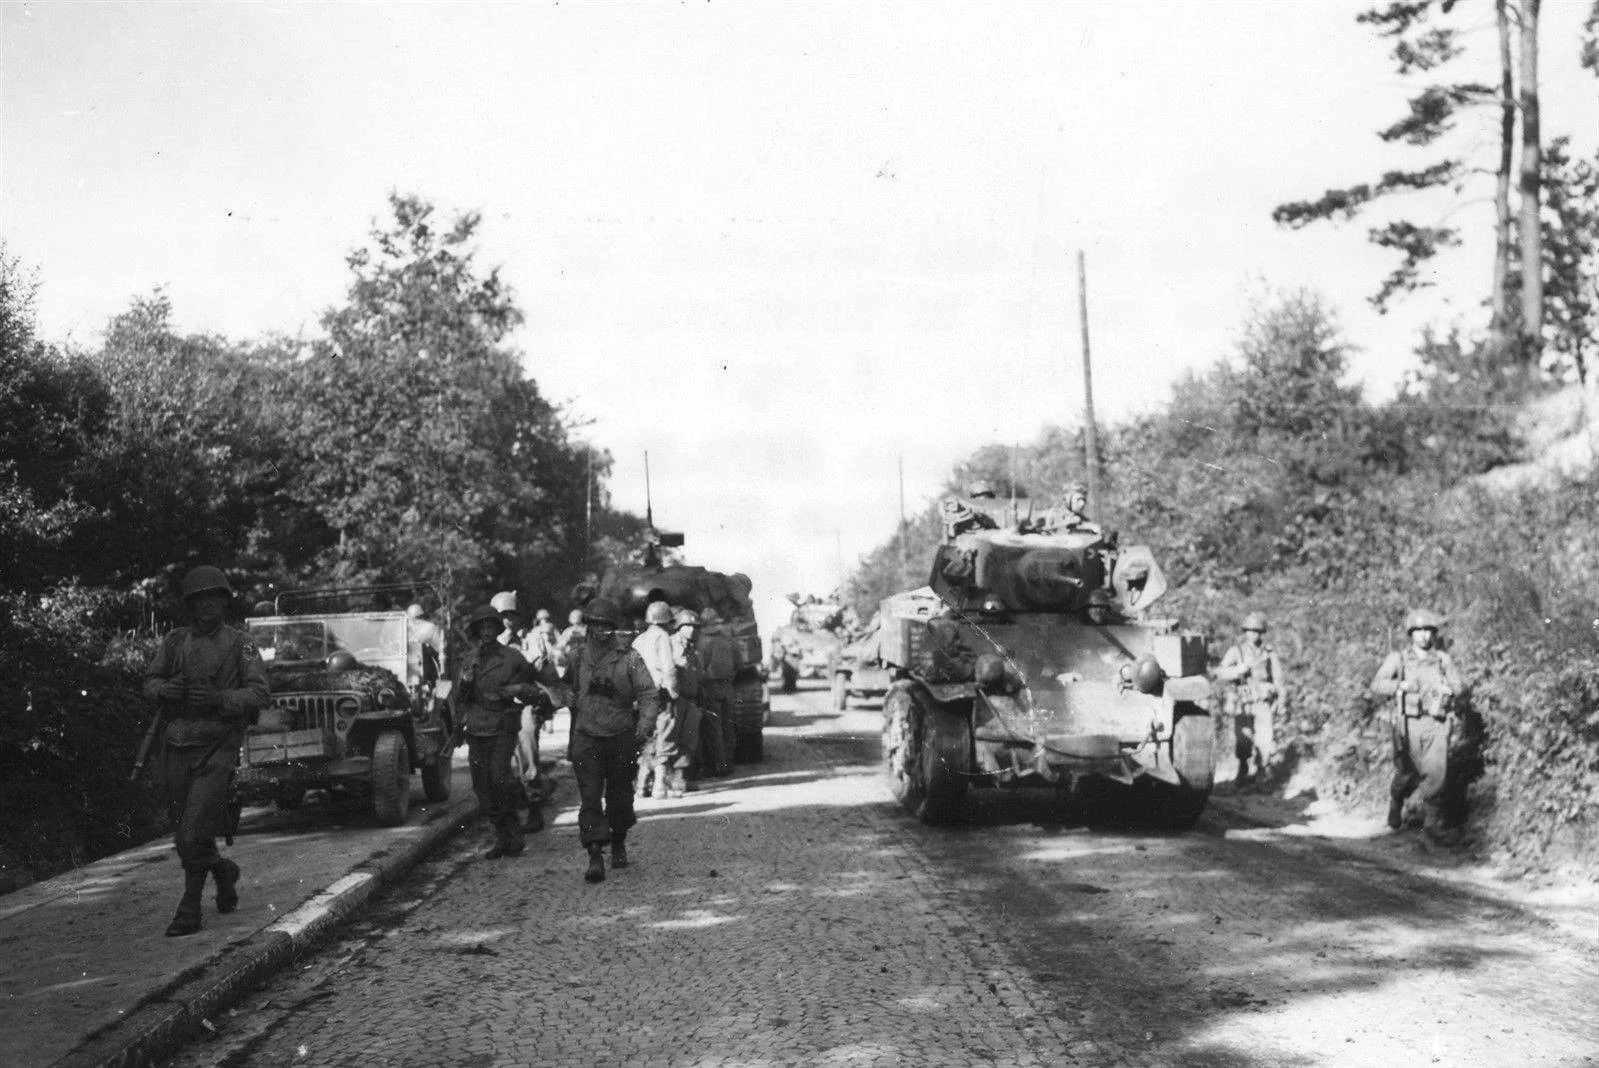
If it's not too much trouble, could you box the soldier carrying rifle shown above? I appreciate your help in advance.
[1214,612,1283,788]
[1370,608,1465,843]
[140,566,270,937]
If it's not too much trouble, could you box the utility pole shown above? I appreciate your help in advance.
[898,455,908,591]
[1076,250,1101,518]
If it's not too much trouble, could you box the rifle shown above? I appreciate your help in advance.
[129,706,167,783]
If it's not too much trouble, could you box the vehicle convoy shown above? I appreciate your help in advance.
[768,595,850,693]
[828,609,897,711]
[880,495,1215,828]
[595,530,770,761]
[242,585,453,825]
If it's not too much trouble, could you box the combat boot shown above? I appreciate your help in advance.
[611,834,629,869]
[213,858,241,914]
[165,869,208,937]
[1386,796,1404,830]
[524,805,545,834]
[584,844,606,883]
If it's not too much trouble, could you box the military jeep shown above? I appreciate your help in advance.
[241,587,453,825]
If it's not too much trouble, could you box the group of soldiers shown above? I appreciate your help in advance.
[448,589,743,884]
[1212,607,1466,844]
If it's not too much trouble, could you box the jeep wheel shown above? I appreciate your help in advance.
[831,672,849,711]
[371,730,411,826]
[421,754,452,802]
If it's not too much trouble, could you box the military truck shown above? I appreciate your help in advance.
[241,585,453,825]
[768,596,849,693]
[880,498,1214,829]
[594,535,770,762]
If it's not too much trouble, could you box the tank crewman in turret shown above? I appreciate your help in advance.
[1037,483,1102,537]
[564,597,664,882]
[143,566,270,937]
[1370,609,1465,841]
[1214,613,1284,787]
[696,607,736,776]
[1083,588,1117,626]
[452,605,546,859]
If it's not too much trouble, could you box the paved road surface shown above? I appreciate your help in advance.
[162,685,1599,1067]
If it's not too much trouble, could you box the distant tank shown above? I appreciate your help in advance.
[879,495,1214,828]
[768,595,852,693]
[592,529,770,762]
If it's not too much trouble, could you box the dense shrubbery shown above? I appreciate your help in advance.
[0,199,647,889]
[846,289,1599,876]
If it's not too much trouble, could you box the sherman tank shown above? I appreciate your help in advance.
[879,495,1214,828]
[593,534,770,761]
[768,595,851,693]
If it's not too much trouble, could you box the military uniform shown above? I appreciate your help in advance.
[142,606,270,936]
[1370,641,1464,835]
[453,634,540,856]
[698,621,738,771]
[567,633,663,869]
[1215,639,1282,782]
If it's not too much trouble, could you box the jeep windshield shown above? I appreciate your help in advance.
[249,616,406,666]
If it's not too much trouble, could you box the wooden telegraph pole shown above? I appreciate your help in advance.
[1076,250,1101,517]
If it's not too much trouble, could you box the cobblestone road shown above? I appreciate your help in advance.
[164,687,1599,1068]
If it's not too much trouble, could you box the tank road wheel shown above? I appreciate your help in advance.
[1155,711,1215,831]
[882,683,972,824]
[371,730,412,826]
[831,672,850,711]
[421,755,452,802]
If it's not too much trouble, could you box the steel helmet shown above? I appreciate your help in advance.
[490,591,519,615]
[584,598,622,626]
[674,608,700,629]
[465,604,503,634]
[645,601,675,626]
[1242,612,1268,632]
[180,565,233,601]
[567,608,584,625]
[966,479,996,498]
[327,650,359,671]
[1405,608,1447,632]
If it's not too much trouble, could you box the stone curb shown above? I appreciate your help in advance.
[52,802,473,1068]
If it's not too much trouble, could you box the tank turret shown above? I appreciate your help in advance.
[879,500,1214,829]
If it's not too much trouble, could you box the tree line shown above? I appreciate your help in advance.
[0,196,644,885]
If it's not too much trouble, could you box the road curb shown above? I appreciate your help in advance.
[53,803,473,1068]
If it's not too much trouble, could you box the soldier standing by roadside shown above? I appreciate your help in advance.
[1214,612,1283,788]
[1370,609,1466,842]
[564,598,663,883]
[404,603,445,692]
[142,566,270,937]
[671,608,706,793]
[633,601,680,799]
[452,605,544,859]
[556,608,586,669]
[696,607,735,776]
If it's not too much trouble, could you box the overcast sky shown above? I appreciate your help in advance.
[4,1,1596,631]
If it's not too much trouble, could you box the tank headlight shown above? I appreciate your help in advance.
[981,597,1004,613]
[974,652,1007,691]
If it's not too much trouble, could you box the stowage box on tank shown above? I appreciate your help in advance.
[879,496,1215,829]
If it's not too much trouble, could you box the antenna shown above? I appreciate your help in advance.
[1077,250,1101,518]
[644,450,654,530]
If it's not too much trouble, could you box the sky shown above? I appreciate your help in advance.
[3,1,1596,634]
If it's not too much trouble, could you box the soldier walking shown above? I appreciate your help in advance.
[671,608,706,792]
[142,566,270,937]
[452,605,545,859]
[1214,612,1283,787]
[564,598,663,882]
[1370,609,1465,841]
[633,600,680,799]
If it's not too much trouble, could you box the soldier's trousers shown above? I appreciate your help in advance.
[467,731,522,846]
[162,740,237,872]
[703,679,737,763]
[649,704,684,776]
[570,729,639,848]
[1391,715,1452,828]
[698,702,730,774]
